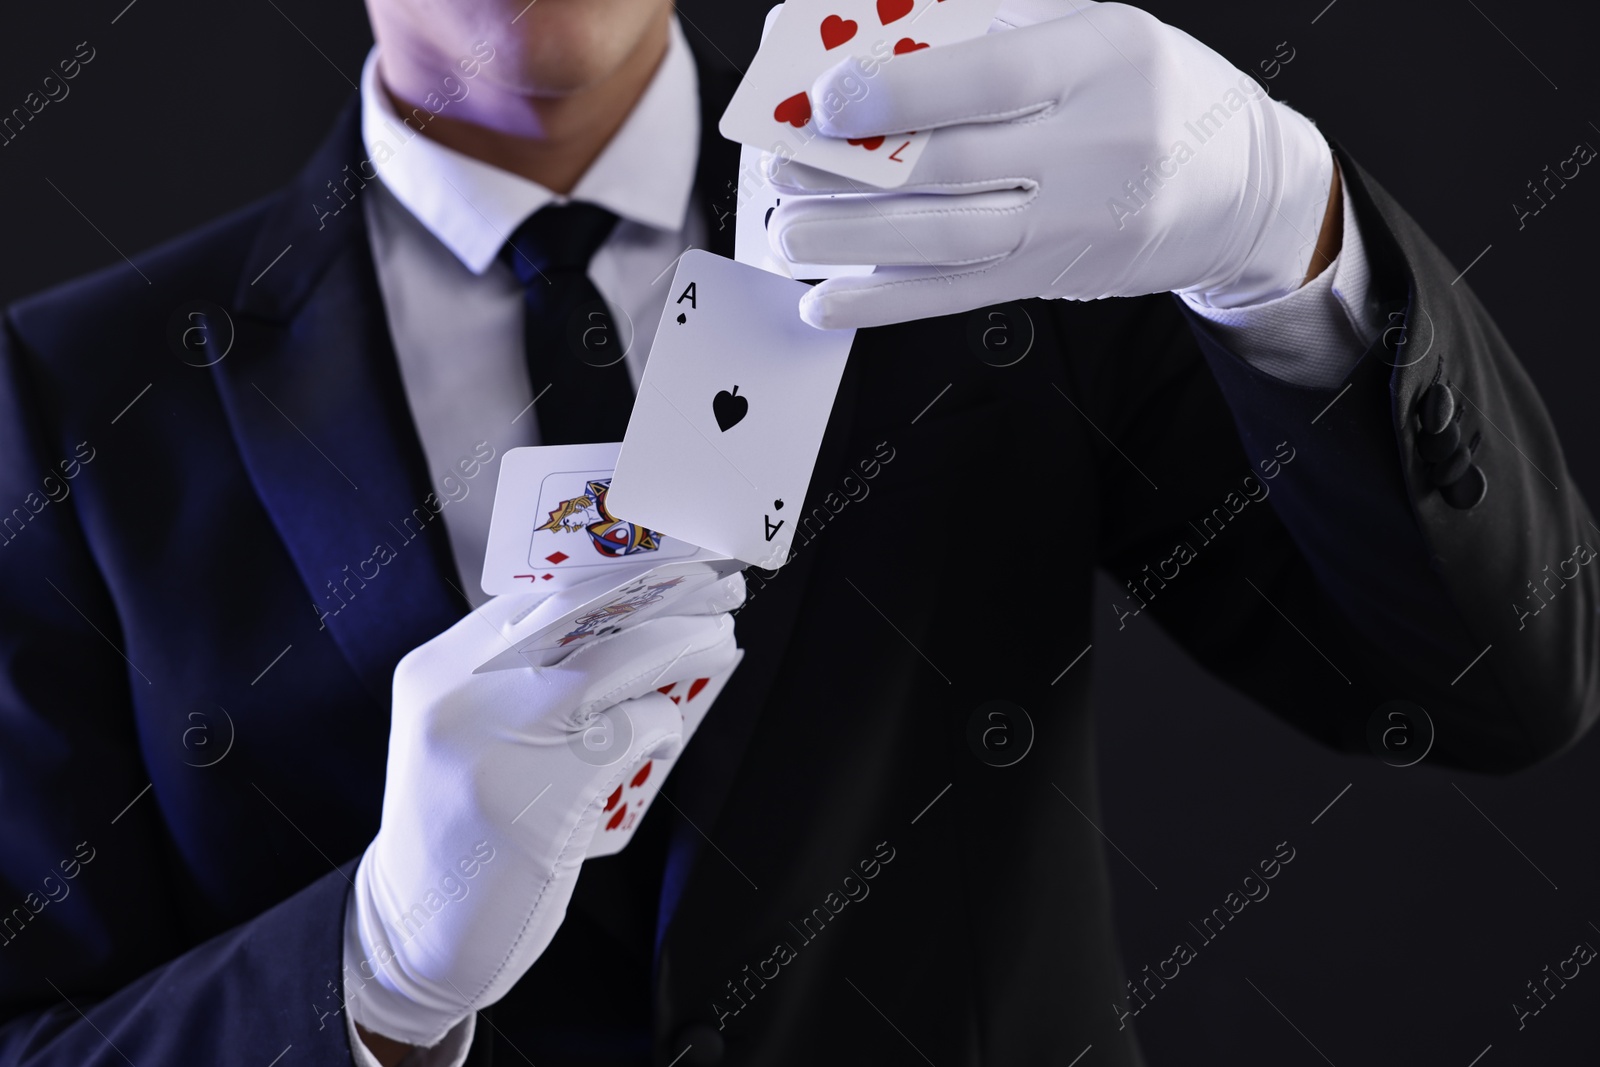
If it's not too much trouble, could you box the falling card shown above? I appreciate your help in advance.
[606,251,856,569]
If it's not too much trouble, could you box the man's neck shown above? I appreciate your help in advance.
[376,13,671,196]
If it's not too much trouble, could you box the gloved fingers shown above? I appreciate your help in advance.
[769,188,1032,268]
[807,20,1059,142]
[670,572,748,616]
[766,124,1037,198]
[559,612,741,717]
[807,3,1164,142]
[798,264,999,331]
[610,690,688,766]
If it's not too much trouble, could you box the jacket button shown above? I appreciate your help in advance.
[669,1023,726,1066]
[1418,382,1455,435]
[1440,464,1487,509]
[1417,419,1460,463]
[1431,444,1474,487]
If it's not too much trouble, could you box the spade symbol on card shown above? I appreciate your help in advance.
[677,313,687,324]
[713,386,748,431]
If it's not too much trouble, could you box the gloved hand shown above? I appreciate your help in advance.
[766,0,1336,329]
[342,575,745,1047]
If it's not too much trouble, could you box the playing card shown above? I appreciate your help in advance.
[474,557,745,673]
[719,0,1003,189]
[606,250,856,569]
[480,443,723,597]
[733,6,875,279]
[586,649,745,857]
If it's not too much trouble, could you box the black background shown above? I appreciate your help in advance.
[3,1,1598,1063]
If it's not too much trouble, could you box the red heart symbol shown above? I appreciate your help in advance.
[631,760,652,788]
[774,92,812,128]
[686,677,710,702]
[820,14,858,50]
[656,683,676,695]
[877,0,913,24]
[849,136,886,151]
[893,37,929,54]
[604,784,623,812]
[606,802,628,830]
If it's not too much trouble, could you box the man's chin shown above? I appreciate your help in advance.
[477,1,663,97]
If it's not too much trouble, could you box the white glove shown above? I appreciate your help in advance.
[766,0,1335,329]
[342,575,745,1047]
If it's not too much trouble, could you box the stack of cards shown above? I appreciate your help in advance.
[478,442,743,672]
[477,445,747,857]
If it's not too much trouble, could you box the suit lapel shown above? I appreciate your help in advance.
[213,96,467,700]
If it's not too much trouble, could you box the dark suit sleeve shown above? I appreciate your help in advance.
[0,316,361,1064]
[1085,141,1599,772]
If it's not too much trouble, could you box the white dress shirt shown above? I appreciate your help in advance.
[359,21,704,613]
[346,18,1383,1063]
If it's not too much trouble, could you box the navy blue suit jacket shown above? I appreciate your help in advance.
[0,45,1595,1067]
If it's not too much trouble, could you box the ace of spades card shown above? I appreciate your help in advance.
[606,251,856,569]
[719,0,1003,189]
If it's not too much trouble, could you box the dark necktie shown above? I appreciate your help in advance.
[498,203,634,445]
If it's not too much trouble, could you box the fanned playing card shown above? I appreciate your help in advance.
[606,251,856,569]
[473,557,745,673]
[719,0,1003,189]
[585,649,745,857]
[733,5,875,279]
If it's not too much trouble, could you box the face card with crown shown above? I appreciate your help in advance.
[481,443,724,597]
[585,649,745,857]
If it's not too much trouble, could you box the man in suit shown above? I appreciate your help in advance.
[0,0,1595,1064]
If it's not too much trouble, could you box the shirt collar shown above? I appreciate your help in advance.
[359,18,700,275]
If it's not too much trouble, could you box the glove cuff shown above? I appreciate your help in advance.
[342,851,474,1047]
[1180,95,1335,309]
